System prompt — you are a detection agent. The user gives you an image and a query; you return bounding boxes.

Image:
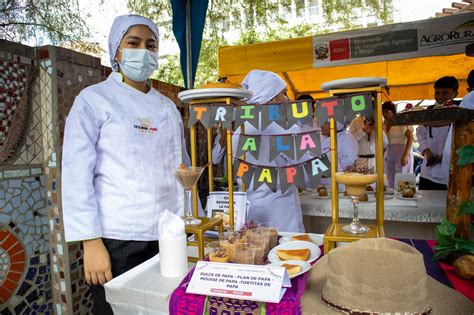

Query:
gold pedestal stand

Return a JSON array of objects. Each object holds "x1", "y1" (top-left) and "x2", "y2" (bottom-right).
[
  {"x1": 324, "y1": 86, "x2": 385, "y2": 254},
  {"x1": 186, "y1": 217, "x2": 224, "y2": 262},
  {"x1": 185, "y1": 97, "x2": 242, "y2": 261}
]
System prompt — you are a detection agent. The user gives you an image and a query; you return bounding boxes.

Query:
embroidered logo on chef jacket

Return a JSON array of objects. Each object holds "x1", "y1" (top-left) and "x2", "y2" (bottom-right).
[{"x1": 134, "y1": 117, "x2": 157, "y2": 134}]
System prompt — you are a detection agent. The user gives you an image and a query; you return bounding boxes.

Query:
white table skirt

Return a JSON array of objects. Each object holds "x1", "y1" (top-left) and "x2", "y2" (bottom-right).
[
  {"x1": 104, "y1": 250, "x2": 196, "y2": 315},
  {"x1": 300, "y1": 190, "x2": 447, "y2": 223}
]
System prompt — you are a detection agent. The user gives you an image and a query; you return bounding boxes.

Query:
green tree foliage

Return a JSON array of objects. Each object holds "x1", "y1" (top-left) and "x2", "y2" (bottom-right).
[
  {"x1": 0, "y1": 0, "x2": 92, "y2": 46},
  {"x1": 322, "y1": 0, "x2": 393, "y2": 29},
  {"x1": 128, "y1": 0, "x2": 393, "y2": 87}
]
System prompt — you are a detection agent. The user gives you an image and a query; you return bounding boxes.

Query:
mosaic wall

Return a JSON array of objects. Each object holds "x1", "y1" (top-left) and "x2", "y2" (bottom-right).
[
  {"x1": 0, "y1": 175, "x2": 51, "y2": 315},
  {"x1": 1, "y1": 39, "x2": 197, "y2": 314},
  {"x1": 0, "y1": 40, "x2": 52, "y2": 314}
]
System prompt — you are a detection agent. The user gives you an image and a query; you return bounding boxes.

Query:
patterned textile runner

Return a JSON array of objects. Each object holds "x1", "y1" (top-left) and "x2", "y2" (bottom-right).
[
  {"x1": 169, "y1": 244, "x2": 319, "y2": 315},
  {"x1": 169, "y1": 263, "x2": 310, "y2": 315},
  {"x1": 169, "y1": 239, "x2": 473, "y2": 314}
]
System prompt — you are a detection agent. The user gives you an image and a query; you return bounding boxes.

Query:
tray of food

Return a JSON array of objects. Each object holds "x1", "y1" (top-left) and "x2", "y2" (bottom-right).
[{"x1": 178, "y1": 82, "x2": 253, "y2": 102}]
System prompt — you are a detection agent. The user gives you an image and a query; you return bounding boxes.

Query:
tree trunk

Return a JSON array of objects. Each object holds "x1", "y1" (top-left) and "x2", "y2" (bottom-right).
[{"x1": 446, "y1": 121, "x2": 473, "y2": 240}]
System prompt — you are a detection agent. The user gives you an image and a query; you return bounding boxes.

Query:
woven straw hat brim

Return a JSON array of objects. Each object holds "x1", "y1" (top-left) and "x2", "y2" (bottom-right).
[{"x1": 301, "y1": 256, "x2": 474, "y2": 315}]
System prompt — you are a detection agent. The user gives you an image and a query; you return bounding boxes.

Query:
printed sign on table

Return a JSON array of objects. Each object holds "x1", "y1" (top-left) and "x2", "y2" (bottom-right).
[
  {"x1": 187, "y1": 261, "x2": 291, "y2": 303},
  {"x1": 207, "y1": 192, "x2": 248, "y2": 230}
]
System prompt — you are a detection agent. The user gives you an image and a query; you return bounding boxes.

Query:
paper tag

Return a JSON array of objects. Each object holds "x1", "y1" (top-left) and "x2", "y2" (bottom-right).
[{"x1": 186, "y1": 261, "x2": 291, "y2": 303}]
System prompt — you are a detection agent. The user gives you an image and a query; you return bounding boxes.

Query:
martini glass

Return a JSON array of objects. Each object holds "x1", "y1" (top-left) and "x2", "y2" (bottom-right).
[{"x1": 174, "y1": 165, "x2": 206, "y2": 225}]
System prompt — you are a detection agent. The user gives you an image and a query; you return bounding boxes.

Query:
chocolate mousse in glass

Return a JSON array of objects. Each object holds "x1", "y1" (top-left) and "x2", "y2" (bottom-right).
[{"x1": 174, "y1": 164, "x2": 206, "y2": 225}]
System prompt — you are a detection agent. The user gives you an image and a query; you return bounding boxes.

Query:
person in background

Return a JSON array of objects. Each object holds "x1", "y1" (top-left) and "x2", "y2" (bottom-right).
[
  {"x1": 212, "y1": 70, "x2": 306, "y2": 232},
  {"x1": 62, "y1": 15, "x2": 190, "y2": 314},
  {"x1": 349, "y1": 115, "x2": 388, "y2": 171},
  {"x1": 417, "y1": 76, "x2": 459, "y2": 190},
  {"x1": 441, "y1": 71, "x2": 473, "y2": 184},
  {"x1": 382, "y1": 101, "x2": 414, "y2": 188},
  {"x1": 319, "y1": 120, "x2": 359, "y2": 188}
]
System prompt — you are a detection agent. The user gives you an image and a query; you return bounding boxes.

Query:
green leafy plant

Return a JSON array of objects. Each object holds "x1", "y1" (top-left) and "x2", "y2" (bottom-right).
[
  {"x1": 456, "y1": 145, "x2": 474, "y2": 166},
  {"x1": 458, "y1": 201, "x2": 474, "y2": 216},
  {"x1": 434, "y1": 218, "x2": 474, "y2": 260}
]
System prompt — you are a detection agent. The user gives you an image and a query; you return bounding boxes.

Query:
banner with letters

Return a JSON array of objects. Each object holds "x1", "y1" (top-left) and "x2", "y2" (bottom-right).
[
  {"x1": 233, "y1": 155, "x2": 331, "y2": 193},
  {"x1": 187, "y1": 95, "x2": 374, "y2": 130},
  {"x1": 187, "y1": 93, "x2": 375, "y2": 193}
]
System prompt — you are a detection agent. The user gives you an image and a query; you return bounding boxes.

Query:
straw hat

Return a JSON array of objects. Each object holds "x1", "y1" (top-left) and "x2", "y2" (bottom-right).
[{"x1": 302, "y1": 238, "x2": 474, "y2": 314}]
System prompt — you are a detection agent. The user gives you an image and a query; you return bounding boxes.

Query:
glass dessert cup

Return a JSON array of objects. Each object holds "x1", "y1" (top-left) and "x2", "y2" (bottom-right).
[
  {"x1": 174, "y1": 165, "x2": 206, "y2": 225},
  {"x1": 234, "y1": 243, "x2": 256, "y2": 265},
  {"x1": 334, "y1": 172, "x2": 377, "y2": 235},
  {"x1": 258, "y1": 222, "x2": 279, "y2": 250},
  {"x1": 219, "y1": 231, "x2": 242, "y2": 263},
  {"x1": 208, "y1": 241, "x2": 230, "y2": 263}
]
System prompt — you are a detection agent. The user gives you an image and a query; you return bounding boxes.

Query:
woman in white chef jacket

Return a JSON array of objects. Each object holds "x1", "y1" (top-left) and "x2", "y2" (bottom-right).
[
  {"x1": 212, "y1": 70, "x2": 306, "y2": 232},
  {"x1": 61, "y1": 15, "x2": 190, "y2": 314},
  {"x1": 349, "y1": 116, "x2": 388, "y2": 171}
]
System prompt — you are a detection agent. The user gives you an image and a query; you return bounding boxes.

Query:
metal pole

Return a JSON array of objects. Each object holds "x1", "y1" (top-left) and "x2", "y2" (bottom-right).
[{"x1": 185, "y1": 0, "x2": 193, "y2": 89}]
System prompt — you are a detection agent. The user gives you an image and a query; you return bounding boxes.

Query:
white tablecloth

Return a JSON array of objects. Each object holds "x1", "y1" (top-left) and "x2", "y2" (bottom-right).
[
  {"x1": 104, "y1": 253, "x2": 195, "y2": 315},
  {"x1": 300, "y1": 190, "x2": 447, "y2": 223}
]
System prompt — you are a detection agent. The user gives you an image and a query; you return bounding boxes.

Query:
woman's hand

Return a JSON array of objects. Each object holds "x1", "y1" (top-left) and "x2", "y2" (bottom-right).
[
  {"x1": 400, "y1": 153, "x2": 409, "y2": 166},
  {"x1": 83, "y1": 238, "x2": 113, "y2": 285}
]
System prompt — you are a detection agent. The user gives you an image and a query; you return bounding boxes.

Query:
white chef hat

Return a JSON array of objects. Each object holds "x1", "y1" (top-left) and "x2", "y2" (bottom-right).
[
  {"x1": 108, "y1": 14, "x2": 160, "y2": 71},
  {"x1": 242, "y1": 70, "x2": 287, "y2": 104}
]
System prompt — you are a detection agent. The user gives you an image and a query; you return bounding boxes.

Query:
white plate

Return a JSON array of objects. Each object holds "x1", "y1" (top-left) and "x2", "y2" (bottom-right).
[
  {"x1": 268, "y1": 241, "x2": 321, "y2": 264},
  {"x1": 396, "y1": 193, "x2": 423, "y2": 200},
  {"x1": 311, "y1": 193, "x2": 331, "y2": 199},
  {"x1": 268, "y1": 260, "x2": 312, "y2": 279},
  {"x1": 178, "y1": 88, "x2": 253, "y2": 103},
  {"x1": 279, "y1": 233, "x2": 324, "y2": 246}
]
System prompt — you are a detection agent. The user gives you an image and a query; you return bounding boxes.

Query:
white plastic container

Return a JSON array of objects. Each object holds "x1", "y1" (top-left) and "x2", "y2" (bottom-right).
[{"x1": 159, "y1": 234, "x2": 188, "y2": 277}]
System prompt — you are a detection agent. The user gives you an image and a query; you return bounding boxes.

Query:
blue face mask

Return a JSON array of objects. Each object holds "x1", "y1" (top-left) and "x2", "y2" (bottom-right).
[{"x1": 118, "y1": 48, "x2": 159, "y2": 82}]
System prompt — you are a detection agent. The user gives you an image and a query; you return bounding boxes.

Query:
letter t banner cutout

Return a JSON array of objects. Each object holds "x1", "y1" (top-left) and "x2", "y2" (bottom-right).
[
  {"x1": 343, "y1": 93, "x2": 373, "y2": 122},
  {"x1": 233, "y1": 159, "x2": 255, "y2": 190},
  {"x1": 315, "y1": 98, "x2": 345, "y2": 125},
  {"x1": 188, "y1": 105, "x2": 211, "y2": 128},
  {"x1": 236, "y1": 135, "x2": 262, "y2": 160},
  {"x1": 253, "y1": 166, "x2": 278, "y2": 192},
  {"x1": 210, "y1": 105, "x2": 234, "y2": 130}
]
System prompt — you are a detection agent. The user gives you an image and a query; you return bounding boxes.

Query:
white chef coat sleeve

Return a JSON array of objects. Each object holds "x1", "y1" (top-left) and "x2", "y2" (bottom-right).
[
  {"x1": 382, "y1": 130, "x2": 388, "y2": 148},
  {"x1": 212, "y1": 133, "x2": 226, "y2": 164},
  {"x1": 416, "y1": 125, "x2": 429, "y2": 155},
  {"x1": 62, "y1": 93, "x2": 106, "y2": 242},
  {"x1": 351, "y1": 128, "x2": 366, "y2": 142},
  {"x1": 340, "y1": 133, "x2": 359, "y2": 170}
]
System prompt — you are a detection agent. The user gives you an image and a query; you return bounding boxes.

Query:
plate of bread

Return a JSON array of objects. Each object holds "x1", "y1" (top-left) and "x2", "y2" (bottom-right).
[
  {"x1": 395, "y1": 193, "x2": 422, "y2": 200},
  {"x1": 268, "y1": 260, "x2": 311, "y2": 279},
  {"x1": 279, "y1": 233, "x2": 323, "y2": 246},
  {"x1": 268, "y1": 240, "x2": 321, "y2": 264}
]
